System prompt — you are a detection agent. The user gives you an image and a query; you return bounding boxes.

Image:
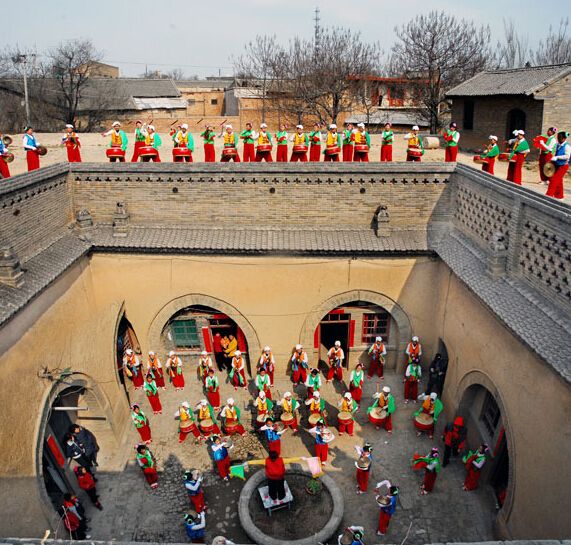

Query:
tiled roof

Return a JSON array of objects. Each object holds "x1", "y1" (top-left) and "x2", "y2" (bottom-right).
[
  {"x1": 345, "y1": 111, "x2": 430, "y2": 127},
  {"x1": 446, "y1": 63, "x2": 571, "y2": 97}
]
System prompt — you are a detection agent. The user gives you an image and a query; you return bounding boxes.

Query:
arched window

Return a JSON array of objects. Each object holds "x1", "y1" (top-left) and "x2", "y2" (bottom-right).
[{"x1": 506, "y1": 108, "x2": 526, "y2": 139}]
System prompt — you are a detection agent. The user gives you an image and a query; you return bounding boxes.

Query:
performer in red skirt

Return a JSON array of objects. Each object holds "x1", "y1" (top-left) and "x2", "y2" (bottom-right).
[
  {"x1": 211, "y1": 436, "x2": 232, "y2": 481},
  {"x1": 136, "y1": 444, "x2": 158, "y2": 489},
  {"x1": 348, "y1": 364, "x2": 365, "y2": 404},
  {"x1": 326, "y1": 341, "x2": 344, "y2": 382},
  {"x1": 355, "y1": 443, "x2": 373, "y2": 494},
  {"x1": 0, "y1": 133, "x2": 12, "y2": 179},
  {"x1": 22, "y1": 127, "x2": 41, "y2": 171},
  {"x1": 204, "y1": 368, "x2": 221, "y2": 409},
  {"x1": 480, "y1": 135, "x2": 500, "y2": 175},
  {"x1": 176, "y1": 402, "x2": 203, "y2": 442},
  {"x1": 309, "y1": 123, "x2": 322, "y2": 162},
  {"x1": 240, "y1": 122, "x2": 256, "y2": 162},
  {"x1": 201, "y1": 125, "x2": 216, "y2": 162},
  {"x1": 463, "y1": 444, "x2": 489, "y2": 491},
  {"x1": 167, "y1": 351, "x2": 185, "y2": 390},
  {"x1": 506, "y1": 130, "x2": 530, "y2": 185},
  {"x1": 275, "y1": 124, "x2": 289, "y2": 162},
  {"x1": 144, "y1": 374, "x2": 162, "y2": 414},
  {"x1": 184, "y1": 470, "x2": 205, "y2": 513},
  {"x1": 131, "y1": 120, "x2": 147, "y2": 162},
  {"x1": 310, "y1": 421, "x2": 332, "y2": 465},
  {"x1": 147, "y1": 351, "x2": 166, "y2": 389},
  {"x1": 342, "y1": 123, "x2": 355, "y2": 162},
  {"x1": 443, "y1": 122, "x2": 460, "y2": 162},
  {"x1": 404, "y1": 358, "x2": 421, "y2": 402},
  {"x1": 375, "y1": 481, "x2": 398, "y2": 537},
  {"x1": 546, "y1": 131, "x2": 570, "y2": 200},
  {"x1": 367, "y1": 337, "x2": 386, "y2": 378},
  {"x1": 412, "y1": 447, "x2": 441, "y2": 495},
  {"x1": 131, "y1": 404, "x2": 152, "y2": 443},
  {"x1": 380, "y1": 123, "x2": 393, "y2": 161},
  {"x1": 123, "y1": 348, "x2": 144, "y2": 390},
  {"x1": 62, "y1": 125, "x2": 82, "y2": 162},
  {"x1": 537, "y1": 126, "x2": 557, "y2": 184}
]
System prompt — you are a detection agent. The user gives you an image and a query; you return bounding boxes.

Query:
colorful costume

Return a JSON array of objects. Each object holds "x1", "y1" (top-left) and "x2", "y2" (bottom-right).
[
  {"x1": 258, "y1": 349, "x2": 275, "y2": 385},
  {"x1": 212, "y1": 441, "x2": 231, "y2": 480},
  {"x1": 481, "y1": 142, "x2": 499, "y2": 175},
  {"x1": 144, "y1": 378, "x2": 162, "y2": 414},
  {"x1": 323, "y1": 130, "x2": 341, "y2": 162},
  {"x1": 221, "y1": 131, "x2": 240, "y2": 162},
  {"x1": 220, "y1": 403, "x2": 246, "y2": 436},
  {"x1": 0, "y1": 138, "x2": 11, "y2": 179},
  {"x1": 136, "y1": 448, "x2": 158, "y2": 488},
  {"x1": 291, "y1": 348, "x2": 309, "y2": 384},
  {"x1": 174, "y1": 129, "x2": 194, "y2": 162},
  {"x1": 131, "y1": 408, "x2": 152, "y2": 443},
  {"x1": 184, "y1": 473, "x2": 205, "y2": 513},
  {"x1": 240, "y1": 127, "x2": 256, "y2": 162},
  {"x1": 255, "y1": 372, "x2": 272, "y2": 399},
  {"x1": 349, "y1": 367, "x2": 365, "y2": 403},
  {"x1": 546, "y1": 139, "x2": 570, "y2": 200},
  {"x1": 309, "y1": 129, "x2": 322, "y2": 162},
  {"x1": 353, "y1": 129, "x2": 370, "y2": 162},
  {"x1": 413, "y1": 395, "x2": 443, "y2": 438},
  {"x1": 147, "y1": 354, "x2": 165, "y2": 388},
  {"x1": 444, "y1": 128, "x2": 460, "y2": 162},
  {"x1": 368, "y1": 340, "x2": 386, "y2": 378},
  {"x1": 177, "y1": 404, "x2": 202, "y2": 442},
  {"x1": 276, "y1": 130, "x2": 288, "y2": 162},
  {"x1": 107, "y1": 129, "x2": 128, "y2": 161},
  {"x1": 204, "y1": 373, "x2": 221, "y2": 409},
  {"x1": 290, "y1": 131, "x2": 309, "y2": 162},
  {"x1": 539, "y1": 133, "x2": 556, "y2": 182},
  {"x1": 342, "y1": 127, "x2": 355, "y2": 162},
  {"x1": 355, "y1": 446, "x2": 372, "y2": 492},
  {"x1": 463, "y1": 449, "x2": 487, "y2": 490},
  {"x1": 367, "y1": 390, "x2": 395, "y2": 432},
  {"x1": 229, "y1": 354, "x2": 247, "y2": 388},
  {"x1": 167, "y1": 354, "x2": 185, "y2": 390},
  {"x1": 405, "y1": 132, "x2": 424, "y2": 162},
  {"x1": 507, "y1": 137, "x2": 530, "y2": 185},
  {"x1": 305, "y1": 372, "x2": 322, "y2": 398},
  {"x1": 124, "y1": 351, "x2": 144, "y2": 389},
  {"x1": 337, "y1": 396, "x2": 358, "y2": 436},
  {"x1": 63, "y1": 130, "x2": 82, "y2": 162},
  {"x1": 131, "y1": 126, "x2": 146, "y2": 162},
  {"x1": 380, "y1": 129, "x2": 393, "y2": 162},
  {"x1": 404, "y1": 361, "x2": 421, "y2": 401},
  {"x1": 278, "y1": 396, "x2": 299, "y2": 431},
  {"x1": 442, "y1": 416, "x2": 467, "y2": 466},
  {"x1": 23, "y1": 133, "x2": 40, "y2": 171},
  {"x1": 412, "y1": 450, "x2": 441, "y2": 493},
  {"x1": 196, "y1": 402, "x2": 221, "y2": 436},
  {"x1": 255, "y1": 129, "x2": 273, "y2": 162},
  {"x1": 201, "y1": 128, "x2": 216, "y2": 162}
]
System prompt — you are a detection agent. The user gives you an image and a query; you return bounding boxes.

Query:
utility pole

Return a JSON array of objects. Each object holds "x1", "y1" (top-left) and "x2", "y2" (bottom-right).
[
  {"x1": 13, "y1": 54, "x2": 31, "y2": 126},
  {"x1": 313, "y1": 6, "x2": 321, "y2": 60}
]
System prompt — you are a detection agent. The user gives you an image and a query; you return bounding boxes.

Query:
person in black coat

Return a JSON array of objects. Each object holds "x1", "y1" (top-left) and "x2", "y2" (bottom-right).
[
  {"x1": 65, "y1": 433, "x2": 94, "y2": 474},
  {"x1": 425, "y1": 354, "x2": 447, "y2": 396},
  {"x1": 70, "y1": 424, "x2": 99, "y2": 466}
]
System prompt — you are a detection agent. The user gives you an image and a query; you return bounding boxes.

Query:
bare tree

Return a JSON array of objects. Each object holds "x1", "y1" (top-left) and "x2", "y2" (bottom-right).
[
  {"x1": 47, "y1": 39, "x2": 102, "y2": 124},
  {"x1": 532, "y1": 18, "x2": 571, "y2": 65},
  {"x1": 390, "y1": 11, "x2": 491, "y2": 132},
  {"x1": 495, "y1": 19, "x2": 530, "y2": 68},
  {"x1": 166, "y1": 68, "x2": 186, "y2": 80}
]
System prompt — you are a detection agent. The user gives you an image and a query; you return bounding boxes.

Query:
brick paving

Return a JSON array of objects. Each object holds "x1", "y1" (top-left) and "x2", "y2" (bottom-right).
[{"x1": 82, "y1": 369, "x2": 496, "y2": 544}]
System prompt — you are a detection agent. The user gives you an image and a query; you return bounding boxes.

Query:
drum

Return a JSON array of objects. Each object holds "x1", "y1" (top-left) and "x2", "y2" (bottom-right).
[
  {"x1": 139, "y1": 146, "x2": 158, "y2": 159},
  {"x1": 354, "y1": 144, "x2": 369, "y2": 153},
  {"x1": 2, "y1": 135, "x2": 13, "y2": 146},
  {"x1": 321, "y1": 428, "x2": 335, "y2": 443},
  {"x1": 422, "y1": 136, "x2": 440, "y2": 149},
  {"x1": 356, "y1": 456, "x2": 371, "y2": 470},
  {"x1": 257, "y1": 144, "x2": 272, "y2": 153},
  {"x1": 543, "y1": 162, "x2": 556, "y2": 178},
  {"x1": 407, "y1": 147, "x2": 423, "y2": 158},
  {"x1": 473, "y1": 155, "x2": 487, "y2": 164},
  {"x1": 106, "y1": 148, "x2": 125, "y2": 159},
  {"x1": 280, "y1": 412, "x2": 295, "y2": 425},
  {"x1": 256, "y1": 413, "x2": 269, "y2": 428},
  {"x1": 533, "y1": 135, "x2": 547, "y2": 149},
  {"x1": 293, "y1": 145, "x2": 308, "y2": 153},
  {"x1": 368, "y1": 407, "x2": 387, "y2": 426},
  {"x1": 199, "y1": 418, "x2": 214, "y2": 435},
  {"x1": 224, "y1": 418, "x2": 240, "y2": 435},
  {"x1": 375, "y1": 495, "x2": 390, "y2": 507},
  {"x1": 172, "y1": 147, "x2": 191, "y2": 158},
  {"x1": 325, "y1": 145, "x2": 341, "y2": 156},
  {"x1": 222, "y1": 147, "x2": 237, "y2": 157},
  {"x1": 414, "y1": 412, "x2": 434, "y2": 432},
  {"x1": 337, "y1": 411, "x2": 353, "y2": 426},
  {"x1": 180, "y1": 419, "x2": 194, "y2": 431},
  {"x1": 36, "y1": 145, "x2": 48, "y2": 156},
  {"x1": 498, "y1": 152, "x2": 510, "y2": 162},
  {"x1": 2, "y1": 153, "x2": 14, "y2": 164},
  {"x1": 308, "y1": 413, "x2": 322, "y2": 426}
]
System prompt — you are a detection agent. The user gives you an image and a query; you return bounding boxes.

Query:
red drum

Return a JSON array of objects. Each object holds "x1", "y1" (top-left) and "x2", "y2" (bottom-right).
[
  {"x1": 106, "y1": 148, "x2": 125, "y2": 159},
  {"x1": 139, "y1": 146, "x2": 158, "y2": 158},
  {"x1": 407, "y1": 147, "x2": 423, "y2": 158},
  {"x1": 325, "y1": 146, "x2": 341, "y2": 156},
  {"x1": 257, "y1": 144, "x2": 272, "y2": 153},
  {"x1": 414, "y1": 413, "x2": 434, "y2": 432},
  {"x1": 256, "y1": 413, "x2": 269, "y2": 429},
  {"x1": 199, "y1": 418, "x2": 215, "y2": 435},
  {"x1": 367, "y1": 407, "x2": 387, "y2": 427},
  {"x1": 337, "y1": 411, "x2": 353, "y2": 426},
  {"x1": 533, "y1": 135, "x2": 547, "y2": 149},
  {"x1": 222, "y1": 147, "x2": 238, "y2": 157},
  {"x1": 173, "y1": 147, "x2": 191, "y2": 158},
  {"x1": 498, "y1": 152, "x2": 510, "y2": 162},
  {"x1": 355, "y1": 144, "x2": 369, "y2": 153},
  {"x1": 179, "y1": 419, "x2": 194, "y2": 431},
  {"x1": 224, "y1": 419, "x2": 240, "y2": 435},
  {"x1": 280, "y1": 412, "x2": 295, "y2": 425},
  {"x1": 293, "y1": 145, "x2": 308, "y2": 153},
  {"x1": 473, "y1": 155, "x2": 487, "y2": 164}
]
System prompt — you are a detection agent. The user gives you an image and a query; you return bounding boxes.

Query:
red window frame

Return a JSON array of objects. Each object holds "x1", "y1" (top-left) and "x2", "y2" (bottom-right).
[{"x1": 361, "y1": 312, "x2": 390, "y2": 344}]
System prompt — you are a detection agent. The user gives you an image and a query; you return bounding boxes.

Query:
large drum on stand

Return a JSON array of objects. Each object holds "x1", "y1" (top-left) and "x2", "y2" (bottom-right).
[
  {"x1": 407, "y1": 147, "x2": 423, "y2": 158},
  {"x1": 179, "y1": 419, "x2": 194, "y2": 432},
  {"x1": 256, "y1": 144, "x2": 272, "y2": 153},
  {"x1": 292, "y1": 145, "x2": 308, "y2": 153},
  {"x1": 414, "y1": 412, "x2": 434, "y2": 432},
  {"x1": 337, "y1": 411, "x2": 353, "y2": 427},
  {"x1": 173, "y1": 147, "x2": 192, "y2": 161},
  {"x1": 354, "y1": 144, "x2": 369, "y2": 153},
  {"x1": 224, "y1": 418, "x2": 240, "y2": 435},
  {"x1": 256, "y1": 413, "x2": 269, "y2": 429},
  {"x1": 222, "y1": 147, "x2": 238, "y2": 158},
  {"x1": 325, "y1": 145, "x2": 341, "y2": 156},
  {"x1": 139, "y1": 146, "x2": 158, "y2": 162},
  {"x1": 308, "y1": 413, "x2": 322, "y2": 427},
  {"x1": 280, "y1": 412, "x2": 295, "y2": 426},
  {"x1": 368, "y1": 407, "x2": 387, "y2": 427},
  {"x1": 106, "y1": 147, "x2": 125, "y2": 161},
  {"x1": 199, "y1": 418, "x2": 215, "y2": 436}
]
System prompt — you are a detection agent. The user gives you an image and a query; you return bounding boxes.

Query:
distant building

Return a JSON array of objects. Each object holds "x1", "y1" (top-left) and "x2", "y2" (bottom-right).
[
  {"x1": 76, "y1": 61, "x2": 120, "y2": 79},
  {"x1": 446, "y1": 63, "x2": 571, "y2": 152}
]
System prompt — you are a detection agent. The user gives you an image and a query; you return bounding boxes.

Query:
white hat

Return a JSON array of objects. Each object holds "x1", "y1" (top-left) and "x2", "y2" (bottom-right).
[
  {"x1": 126, "y1": 348, "x2": 133, "y2": 355},
  {"x1": 344, "y1": 392, "x2": 352, "y2": 399},
  {"x1": 412, "y1": 125, "x2": 419, "y2": 131},
  {"x1": 227, "y1": 397, "x2": 234, "y2": 404},
  {"x1": 313, "y1": 391, "x2": 320, "y2": 398},
  {"x1": 375, "y1": 336, "x2": 382, "y2": 342},
  {"x1": 201, "y1": 350, "x2": 208, "y2": 356},
  {"x1": 512, "y1": 129, "x2": 519, "y2": 136},
  {"x1": 235, "y1": 350, "x2": 241, "y2": 356},
  {"x1": 148, "y1": 351, "x2": 155, "y2": 355},
  {"x1": 181, "y1": 123, "x2": 189, "y2": 130},
  {"x1": 112, "y1": 121, "x2": 121, "y2": 127},
  {"x1": 147, "y1": 125, "x2": 155, "y2": 132},
  {"x1": 284, "y1": 391, "x2": 292, "y2": 397},
  {"x1": 225, "y1": 124, "x2": 233, "y2": 129},
  {"x1": 296, "y1": 124, "x2": 303, "y2": 129},
  {"x1": 357, "y1": 122, "x2": 365, "y2": 128},
  {"x1": 264, "y1": 346, "x2": 271, "y2": 352},
  {"x1": 382, "y1": 386, "x2": 391, "y2": 393},
  {"x1": 489, "y1": 135, "x2": 498, "y2": 141},
  {"x1": 517, "y1": 130, "x2": 525, "y2": 135},
  {"x1": 334, "y1": 340, "x2": 341, "y2": 347},
  {"x1": 65, "y1": 124, "x2": 74, "y2": 129},
  {"x1": 200, "y1": 399, "x2": 208, "y2": 405},
  {"x1": 259, "y1": 390, "x2": 266, "y2": 398},
  {"x1": 169, "y1": 350, "x2": 175, "y2": 356},
  {"x1": 295, "y1": 344, "x2": 303, "y2": 350},
  {"x1": 430, "y1": 392, "x2": 438, "y2": 400},
  {"x1": 260, "y1": 123, "x2": 268, "y2": 128},
  {"x1": 412, "y1": 336, "x2": 419, "y2": 342},
  {"x1": 181, "y1": 401, "x2": 190, "y2": 408},
  {"x1": 329, "y1": 124, "x2": 337, "y2": 129}
]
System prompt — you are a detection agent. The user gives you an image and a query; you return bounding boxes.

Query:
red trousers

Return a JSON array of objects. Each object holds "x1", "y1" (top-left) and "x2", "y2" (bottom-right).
[
  {"x1": 292, "y1": 368, "x2": 307, "y2": 385},
  {"x1": 507, "y1": 154, "x2": 525, "y2": 184},
  {"x1": 382, "y1": 414, "x2": 393, "y2": 432},
  {"x1": 142, "y1": 153, "x2": 161, "y2": 162},
  {"x1": 356, "y1": 468, "x2": 369, "y2": 492},
  {"x1": 368, "y1": 359, "x2": 383, "y2": 378},
  {"x1": 406, "y1": 152, "x2": 421, "y2": 162},
  {"x1": 342, "y1": 144, "x2": 353, "y2": 162},
  {"x1": 216, "y1": 457, "x2": 231, "y2": 479},
  {"x1": 255, "y1": 151, "x2": 273, "y2": 162},
  {"x1": 66, "y1": 146, "x2": 82, "y2": 162},
  {"x1": 153, "y1": 371, "x2": 165, "y2": 388},
  {"x1": 282, "y1": 416, "x2": 298, "y2": 431},
  {"x1": 315, "y1": 443, "x2": 328, "y2": 462},
  {"x1": 380, "y1": 145, "x2": 392, "y2": 162},
  {"x1": 349, "y1": 384, "x2": 362, "y2": 403},
  {"x1": 26, "y1": 150, "x2": 40, "y2": 171},
  {"x1": 482, "y1": 158, "x2": 495, "y2": 175},
  {"x1": 546, "y1": 164, "x2": 567, "y2": 200},
  {"x1": 539, "y1": 153, "x2": 552, "y2": 182},
  {"x1": 324, "y1": 153, "x2": 340, "y2": 162},
  {"x1": 172, "y1": 373, "x2": 185, "y2": 389},
  {"x1": 232, "y1": 370, "x2": 246, "y2": 387},
  {"x1": 207, "y1": 389, "x2": 221, "y2": 408},
  {"x1": 290, "y1": 151, "x2": 308, "y2": 162},
  {"x1": 353, "y1": 151, "x2": 369, "y2": 162},
  {"x1": 327, "y1": 366, "x2": 343, "y2": 381},
  {"x1": 174, "y1": 153, "x2": 193, "y2": 163},
  {"x1": 189, "y1": 491, "x2": 205, "y2": 513},
  {"x1": 136, "y1": 423, "x2": 152, "y2": 443},
  {"x1": 276, "y1": 146, "x2": 288, "y2": 162},
  {"x1": 0, "y1": 158, "x2": 10, "y2": 178},
  {"x1": 131, "y1": 141, "x2": 145, "y2": 162},
  {"x1": 179, "y1": 424, "x2": 201, "y2": 442},
  {"x1": 404, "y1": 379, "x2": 418, "y2": 400},
  {"x1": 309, "y1": 145, "x2": 321, "y2": 162},
  {"x1": 445, "y1": 146, "x2": 458, "y2": 162},
  {"x1": 268, "y1": 439, "x2": 281, "y2": 456},
  {"x1": 143, "y1": 467, "x2": 158, "y2": 487},
  {"x1": 147, "y1": 394, "x2": 162, "y2": 413},
  {"x1": 423, "y1": 470, "x2": 437, "y2": 492},
  {"x1": 224, "y1": 423, "x2": 245, "y2": 436},
  {"x1": 464, "y1": 466, "x2": 481, "y2": 490},
  {"x1": 204, "y1": 143, "x2": 216, "y2": 162},
  {"x1": 132, "y1": 370, "x2": 144, "y2": 389},
  {"x1": 378, "y1": 510, "x2": 392, "y2": 534},
  {"x1": 221, "y1": 152, "x2": 241, "y2": 162},
  {"x1": 338, "y1": 419, "x2": 354, "y2": 435},
  {"x1": 242, "y1": 143, "x2": 255, "y2": 162},
  {"x1": 269, "y1": 369, "x2": 274, "y2": 386}
]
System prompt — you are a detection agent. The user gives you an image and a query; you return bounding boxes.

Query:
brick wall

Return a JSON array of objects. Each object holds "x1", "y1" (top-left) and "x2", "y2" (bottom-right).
[{"x1": 536, "y1": 74, "x2": 571, "y2": 135}]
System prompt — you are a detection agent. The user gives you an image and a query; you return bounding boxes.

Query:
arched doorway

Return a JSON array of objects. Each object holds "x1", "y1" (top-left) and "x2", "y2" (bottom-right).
[
  {"x1": 506, "y1": 108, "x2": 526, "y2": 139},
  {"x1": 116, "y1": 313, "x2": 142, "y2": 403}
]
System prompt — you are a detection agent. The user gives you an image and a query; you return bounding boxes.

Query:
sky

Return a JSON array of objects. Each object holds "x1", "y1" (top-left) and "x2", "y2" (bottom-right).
[{"x1": 3, "y1": 0, "x2": 564, "y2": 78}]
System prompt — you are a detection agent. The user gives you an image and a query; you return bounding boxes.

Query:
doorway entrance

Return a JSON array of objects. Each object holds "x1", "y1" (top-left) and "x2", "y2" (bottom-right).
[
  {"x1": 317, "y1": 312, "x2": 351, "y2": 369},
  {"x1": 116, "y1": 314, "x2": 141, "y2": 402}
]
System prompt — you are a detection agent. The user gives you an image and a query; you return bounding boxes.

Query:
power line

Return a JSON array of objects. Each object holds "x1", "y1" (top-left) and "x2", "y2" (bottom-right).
[{"x1": 103, "y1": 59, "x2": 233, "y2": 70}]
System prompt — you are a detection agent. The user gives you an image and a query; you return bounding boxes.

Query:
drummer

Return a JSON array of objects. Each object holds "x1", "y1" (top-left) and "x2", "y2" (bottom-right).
[
  {"x1": 22, "y1": 126, "x2": 42, "y2": 171},
  {"x1": 546, "y1": 130, "x2": 570, "y2": 200},
  {"x1": 103, "y1": 122, "x2": 128, "y2": 162},
  {"x1": 368, "y1": 336, "x2": 387, "y2": 379},
  {"x1": 254, "y1": 123, "x2": 273, "y2": 162},
  {"x1": 353, "y1": 123, "x2": 370, "y2": 162},
  {"x1": 174, "y1": 124, "x2": 194, "y2": 162},
  {"x1": 260, "y1": 417, "x2": 286, "y2": 456},
  {"x1": 291, "y1": 344, "x2": 309, "y2": 385},
  {"x1": 309, "y1": 122, "x2": 322, "y2": 162},
  {"x1": 305, "y1": 368, "x2": 322, "y2": 398},
  {"x1": 380, "y1": 122, "x2": 393, "y2": 162},
  {"x1": 147, "y1": 351, "x2": 166, "y2": 389},
  {"x1": 480, "y1": 135, "x2": 500, "y2": 174},
  {"x1": 229, "y1": 350, "x2": 247, "y2": 390},
  {"x1": 204, "y1": 368, "x2": 221, "y2": 410},
  {"x1": 405, "y1": 336, "x2": 422, "y2": 364},
  {"x1": 290, "y1": 125, "x2": 309, "y2": 162},
  {"x1": 0, "y1": 132, "x2": 12, "y2": 178},
  {"x1": 221, "y1": 124, "x2": 240, "y2": 162},
  {"x1": 506, "y1": 129, "x2": 530, "y2": 185},
  {"x1": 62, "y1": 124, "x2": 82, "y2": 162},
  {"x1": 277, "y1": 392, "x2": 300, "y2": 432},
  {"x1": 166, "y1": 350, "x2": 185, "y2": 390},
  {"x1": 200, "y1": 125, "x2": 216, "y2": 162},
  {"x1": 255, "y1": 390, "x2": 274, "y2": 421},
  {"x1": 443, "y1": 122, "x2": 460, "y2": 162},
  {"x1": 326, "y1": 341, "x2": 344, "y2": 382},
  {"x1": 308, "y1": 420, "x2": 332, "y2": 465},
  {"x1": 324, "y1": 124, "x2": 342, "y2": 162},
  {"x1": 219, "y1": 398, "x2": 246, "y2": 436},
  {"x1": 211, "y1": 435, "x2": 232, "y2": 481},
  {"x1": 275, "y1": 123, "x2": 289, "y2": 162},
  {"x1": 412, "y1": 447, "x2": 441, "y2": 495},
  {"x1": 258, "y1": 346, "x2": 275, "y2": 387},
  {"x1": 342, "y1": 122, "x2": 355, "y2": 162},
  {"x1": 305, "y1": 391, "x2": 326, "y2": 423},
  {"x1": 143, "y1": 125, "x2": 162, "y2": 162},
  {"x1": 196, "y1": 399, "x2": 221, "y2": 436},
  {"x1": 404, "y1": 357, "x2": 422, "y2": 404},
  {"x1": 131, "y1": 120, "x2": 147, "y2": 162},
  {"x1": 255, "y1": 368, "x2": 272, "y2": 400},
  {"x1": 537, "y1": 126, "x2": 557, "y2": 184},
  {"x1": 176, "y1": 402, "x2": 203, "y2": 443},
  {"x1": 239, "y1": 122, "x2": 255, "y2": 162},
  {"x1": 337, "y1": 392, "x2": 358, "y2": 436},
  {"x1": 414, "y1": 392, "x2": 443, "y2": 439},
  {"x1": 198, "y1": 350, "x2": 214, "y2": 383},
  {"x1": 348, "y1": 363, "x2": 365, "y2": 405},
  {"x1": 354, "y1": 443, "x2": 373, "y2": 494},
  {"x1": 368, "y1": 386, "x2": 396, "y2": 433},
  {"x1": 404, "y1": 125, "x2": 424, "y2": 162}
]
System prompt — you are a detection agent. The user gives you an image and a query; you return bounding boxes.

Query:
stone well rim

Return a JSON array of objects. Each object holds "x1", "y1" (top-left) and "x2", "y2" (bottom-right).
[{"x1": 238, "y1": 466, "x2": 345, "y2": 545}]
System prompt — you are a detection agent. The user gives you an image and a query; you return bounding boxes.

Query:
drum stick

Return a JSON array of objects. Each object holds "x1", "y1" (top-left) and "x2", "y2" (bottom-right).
[{"x1": 170, "y1": 119, "x2": 179, "y2": 127}]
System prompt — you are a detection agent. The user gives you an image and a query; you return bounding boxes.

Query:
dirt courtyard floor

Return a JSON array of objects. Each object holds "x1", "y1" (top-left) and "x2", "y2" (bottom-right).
[
  {"x1": 70, "y1": 369, "x2": 498, "y2": 545},
  {"x1": 4, "y1": 132, "x2": 570, "y2": 205}
]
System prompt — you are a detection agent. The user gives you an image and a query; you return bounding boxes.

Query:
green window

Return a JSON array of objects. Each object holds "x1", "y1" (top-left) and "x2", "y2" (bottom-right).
[{"x1": 171, "y1": 319, "x2": 200, "y2": 349}]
